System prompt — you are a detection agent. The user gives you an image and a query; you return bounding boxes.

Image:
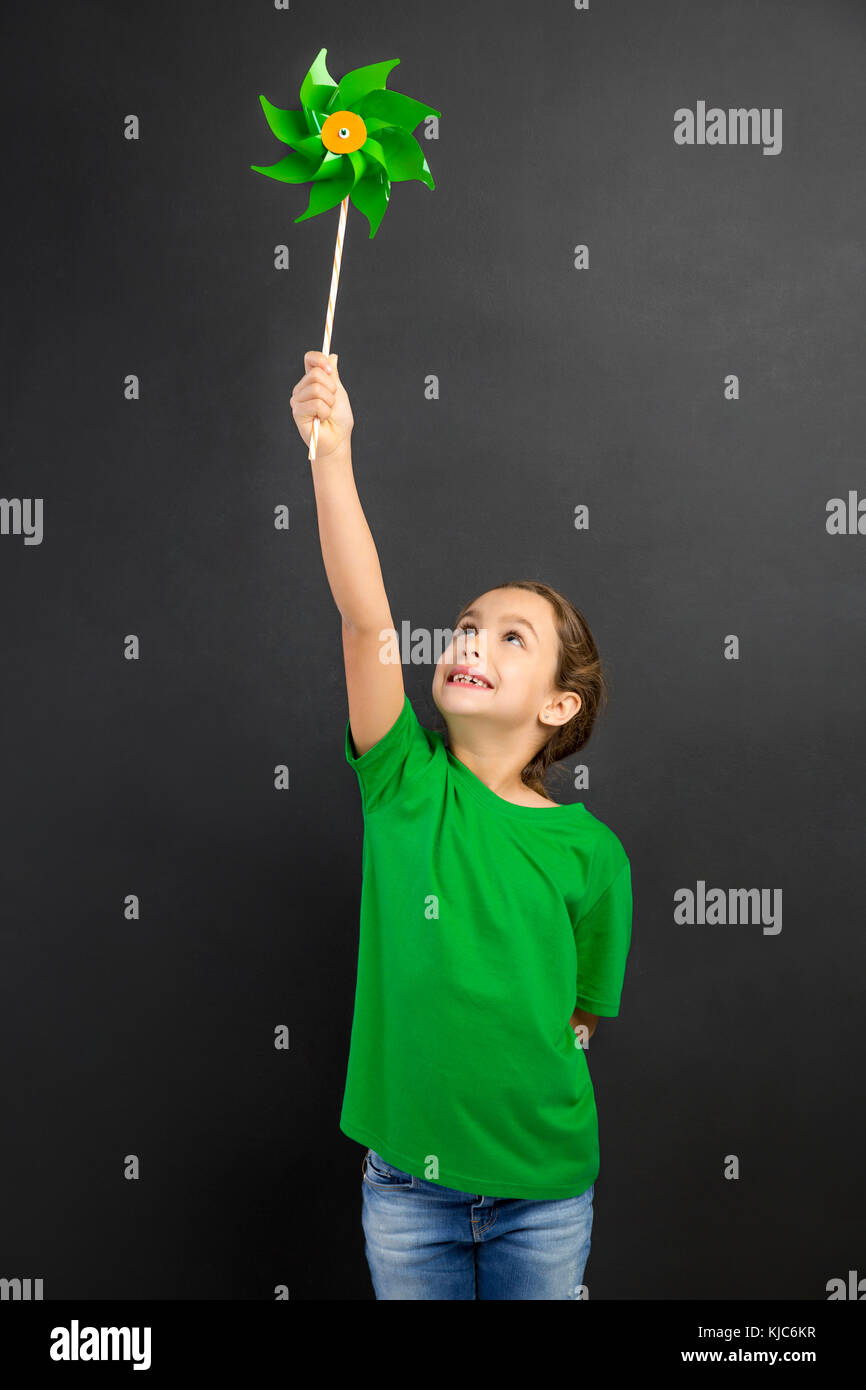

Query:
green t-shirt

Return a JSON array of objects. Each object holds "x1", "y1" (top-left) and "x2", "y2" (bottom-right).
[{"x1": 340, "y1": 692, "x2": 632, "y2": 1200}]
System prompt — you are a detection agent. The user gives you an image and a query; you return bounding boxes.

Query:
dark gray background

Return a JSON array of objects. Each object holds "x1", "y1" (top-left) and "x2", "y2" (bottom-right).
[{"x1": 1, "y1": 0, "x2": 864, "y2": 1299}]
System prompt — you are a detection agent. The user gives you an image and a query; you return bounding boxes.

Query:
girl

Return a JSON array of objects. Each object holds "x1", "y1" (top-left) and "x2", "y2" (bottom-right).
[{"x1": 290, "y1": 349, "x2": 633, "y2": 1300}]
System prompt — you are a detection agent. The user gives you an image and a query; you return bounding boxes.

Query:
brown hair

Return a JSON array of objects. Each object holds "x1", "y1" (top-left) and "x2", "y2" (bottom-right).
[{"x1": 452, "y1": 579, "x2": 609, "y2": 800}]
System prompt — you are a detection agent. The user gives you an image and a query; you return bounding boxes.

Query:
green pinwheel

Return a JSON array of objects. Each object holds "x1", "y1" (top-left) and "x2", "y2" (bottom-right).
[{"x1": 250, "y1": 47, "x2": 440, "y2": 238}]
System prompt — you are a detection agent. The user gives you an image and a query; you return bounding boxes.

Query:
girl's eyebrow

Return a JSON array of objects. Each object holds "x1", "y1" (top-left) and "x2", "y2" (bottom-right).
[{"x1": 457, "y1": 609, "x2": 538, "y2": 641}]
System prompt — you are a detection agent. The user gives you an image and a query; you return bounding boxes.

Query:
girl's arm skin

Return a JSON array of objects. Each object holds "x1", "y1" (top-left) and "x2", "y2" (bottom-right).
[
  {"x1": 571, "y1": 1007, "x2": 599, "y2": 1039},
  {"x1": 290, "y1": 350, "x2": 405, "y2": 758}
]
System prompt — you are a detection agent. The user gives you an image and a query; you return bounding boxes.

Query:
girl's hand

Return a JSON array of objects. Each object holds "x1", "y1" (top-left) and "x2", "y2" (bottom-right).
[{"x1": 290, "y1": 350, "x2": 354, "y2": 458}]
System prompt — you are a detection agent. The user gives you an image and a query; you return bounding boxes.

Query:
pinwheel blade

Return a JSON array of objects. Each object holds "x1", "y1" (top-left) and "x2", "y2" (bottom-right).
[
  {"x1": 350, "y1": 168, "x2": 390, "y2": 239},
  {"x1": 355, "y1": 88, "x2": 440, "y2": 133},
  {"x1": 300, "y1": 48, "x2": 338, "y2": 109},
  {"x1": 311, "y1": 152, "x2": 351, "y2": 183},
  {"x1": 358, "y1": 136, "x2": 388, "y2": 176},
  {"x1": 293, "y1": 133, "x2": 330, "y2": 162},
  {"x1": 258, "y1": 97, "x2": 308, "y2": 148},
  {"x1": 250, "y1": 151, "x2": 320, "y2": 184},
  {"x1": 294, "y1": 162, "x2": 356, "y2": 223},
  {"x1": 374, "y1": 128, "x2": 435, "y2": 188},
  {"x1": 328, "y1": 58, "x2": 401, "y2": 112}
]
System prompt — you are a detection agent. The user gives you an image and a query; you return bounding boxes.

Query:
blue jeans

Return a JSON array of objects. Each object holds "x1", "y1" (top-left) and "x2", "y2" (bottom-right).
[{"x1": 361, "y1": 1148, "x2": 594, "y2": 1300}]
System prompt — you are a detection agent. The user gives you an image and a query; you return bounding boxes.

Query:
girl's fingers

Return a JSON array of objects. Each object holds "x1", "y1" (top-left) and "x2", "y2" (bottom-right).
[
  {"x1": 298, "y1": 366, "x2": 335, "y2": 392},
  {"x1": 292, "y1": 391, "x2": 334, "y2": 419},
  {"x1": 293, "y1": 378, "x2": 336, "y2": 404},
  {"x1": 304, "y1": 349, "x2": 332, "y2": 375},
  {"x1": 292, "y1": 394, "x2": 330, "y2": 420},
  {"x1": 291, "y1": 357, "x2": 339, "y2": 429},
  {"x1": 292, "y1": 385, "x2": 336, "y2": 412}
]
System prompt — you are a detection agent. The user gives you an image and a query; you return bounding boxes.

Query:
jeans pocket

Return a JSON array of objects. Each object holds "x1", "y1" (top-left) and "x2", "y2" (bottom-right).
[{"x1": 363, "y1": 1148, "x2": 414, "y2": 1189}]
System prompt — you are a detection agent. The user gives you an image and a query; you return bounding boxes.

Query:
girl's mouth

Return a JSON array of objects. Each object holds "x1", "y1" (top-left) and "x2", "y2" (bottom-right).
[{"x1": 447, "y1": 669, "x2": 493, "y2": 690}]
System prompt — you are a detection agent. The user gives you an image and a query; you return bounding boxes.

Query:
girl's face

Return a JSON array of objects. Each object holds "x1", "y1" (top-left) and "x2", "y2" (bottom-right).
[{"x1": 432, "y1": 587, "x2": 563, "y2": 731}]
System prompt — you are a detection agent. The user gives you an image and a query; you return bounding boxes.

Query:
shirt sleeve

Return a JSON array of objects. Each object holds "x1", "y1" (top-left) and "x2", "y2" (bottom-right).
[
  {"x1": 344, "y1": 693, "x2": 437, "y2": 815},
  {"x1": 572, "y1": 860, "x2": 633, "y2": 1017}
]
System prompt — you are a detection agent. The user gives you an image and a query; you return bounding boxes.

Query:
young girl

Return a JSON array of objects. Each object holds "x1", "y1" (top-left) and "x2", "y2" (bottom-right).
[{"x1": 290, "y1": 349, "x2": 633, "y2": 1300}]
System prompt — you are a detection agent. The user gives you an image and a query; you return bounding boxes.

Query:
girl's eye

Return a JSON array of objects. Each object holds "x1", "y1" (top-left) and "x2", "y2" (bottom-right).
[{"x1": 455, "y1": 622, "x2": 523, "y2": 647}]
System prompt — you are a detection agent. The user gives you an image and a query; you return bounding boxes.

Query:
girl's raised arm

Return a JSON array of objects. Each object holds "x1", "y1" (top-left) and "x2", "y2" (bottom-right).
[{"x1": 290, "y1": 350, "x2": 405, "y2": 757}]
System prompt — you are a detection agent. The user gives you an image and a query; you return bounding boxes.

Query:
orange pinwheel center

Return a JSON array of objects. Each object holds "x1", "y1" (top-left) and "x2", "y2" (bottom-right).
[{"x1": 321, "y1": 109, "x2": 367, "y2": 154}]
